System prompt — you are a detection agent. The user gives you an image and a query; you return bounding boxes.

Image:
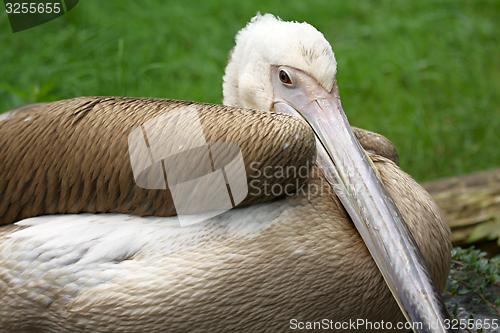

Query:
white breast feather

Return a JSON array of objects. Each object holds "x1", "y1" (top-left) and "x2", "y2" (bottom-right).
[{"x1": 0, "y1": 200, "x2": 292, "y2": 301}]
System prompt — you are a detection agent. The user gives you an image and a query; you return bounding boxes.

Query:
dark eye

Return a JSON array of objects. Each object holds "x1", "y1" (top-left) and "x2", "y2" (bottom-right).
[{"x1": 279, "y1": 69, "x2": 293, "y2": 85}]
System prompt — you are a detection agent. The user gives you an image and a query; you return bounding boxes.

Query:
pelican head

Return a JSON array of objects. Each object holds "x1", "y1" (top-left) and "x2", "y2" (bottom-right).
[
  {"x1": 225, "y1": 14, "x2": 449, "y2": 332},
  {"x1": 223, "y1": 13, "x2": 336, "y2": 112}
]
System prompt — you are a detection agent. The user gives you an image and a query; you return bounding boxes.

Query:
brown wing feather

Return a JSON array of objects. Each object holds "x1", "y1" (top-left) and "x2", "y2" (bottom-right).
[
  {"x1": 0, "y1": 96, "x2": 316, "y2": 225},
  {"x1": 352, "y1": 127, "x2": 399, "y2": 165}
]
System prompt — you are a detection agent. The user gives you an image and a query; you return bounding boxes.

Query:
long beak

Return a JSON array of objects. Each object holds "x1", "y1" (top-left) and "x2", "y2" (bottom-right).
[{"x1": 275, "y1": 84, "x2": 449, "y2": 333}]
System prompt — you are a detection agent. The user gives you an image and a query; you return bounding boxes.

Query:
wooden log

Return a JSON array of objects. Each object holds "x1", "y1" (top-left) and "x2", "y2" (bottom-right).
[{"x1": 422, "y1": 169, "x2": 500, "y2": 247}]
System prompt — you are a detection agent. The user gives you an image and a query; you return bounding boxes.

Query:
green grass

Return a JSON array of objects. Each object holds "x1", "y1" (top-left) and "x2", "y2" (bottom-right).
[
  {"x1": 0, "y1": 0, "x2": 498, "y2": 181},
  {"x1": 445, "y1": 247, "x2": 499, "y2": 319}
]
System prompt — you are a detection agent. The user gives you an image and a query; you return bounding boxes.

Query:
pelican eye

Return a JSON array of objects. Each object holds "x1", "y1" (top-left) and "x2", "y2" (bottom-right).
[{"x1": 279, "y1": 69, "x2": 293, "y2": 86}]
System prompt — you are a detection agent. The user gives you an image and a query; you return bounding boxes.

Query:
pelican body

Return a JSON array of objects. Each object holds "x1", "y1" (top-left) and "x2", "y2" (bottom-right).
[{"x1": 0, "y1": 14, "x2": 451, "y2": 333}]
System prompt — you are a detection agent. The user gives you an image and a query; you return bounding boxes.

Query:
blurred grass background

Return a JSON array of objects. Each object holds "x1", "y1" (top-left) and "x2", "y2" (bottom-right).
[{"x1": 0, "y1": 0, "x2": 498, "y2": 182}]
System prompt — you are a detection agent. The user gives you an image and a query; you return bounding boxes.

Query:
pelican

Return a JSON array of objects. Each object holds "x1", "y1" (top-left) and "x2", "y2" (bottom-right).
[{"x1": 0, "y1": 14, "x2": 451, "y2": 332}]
